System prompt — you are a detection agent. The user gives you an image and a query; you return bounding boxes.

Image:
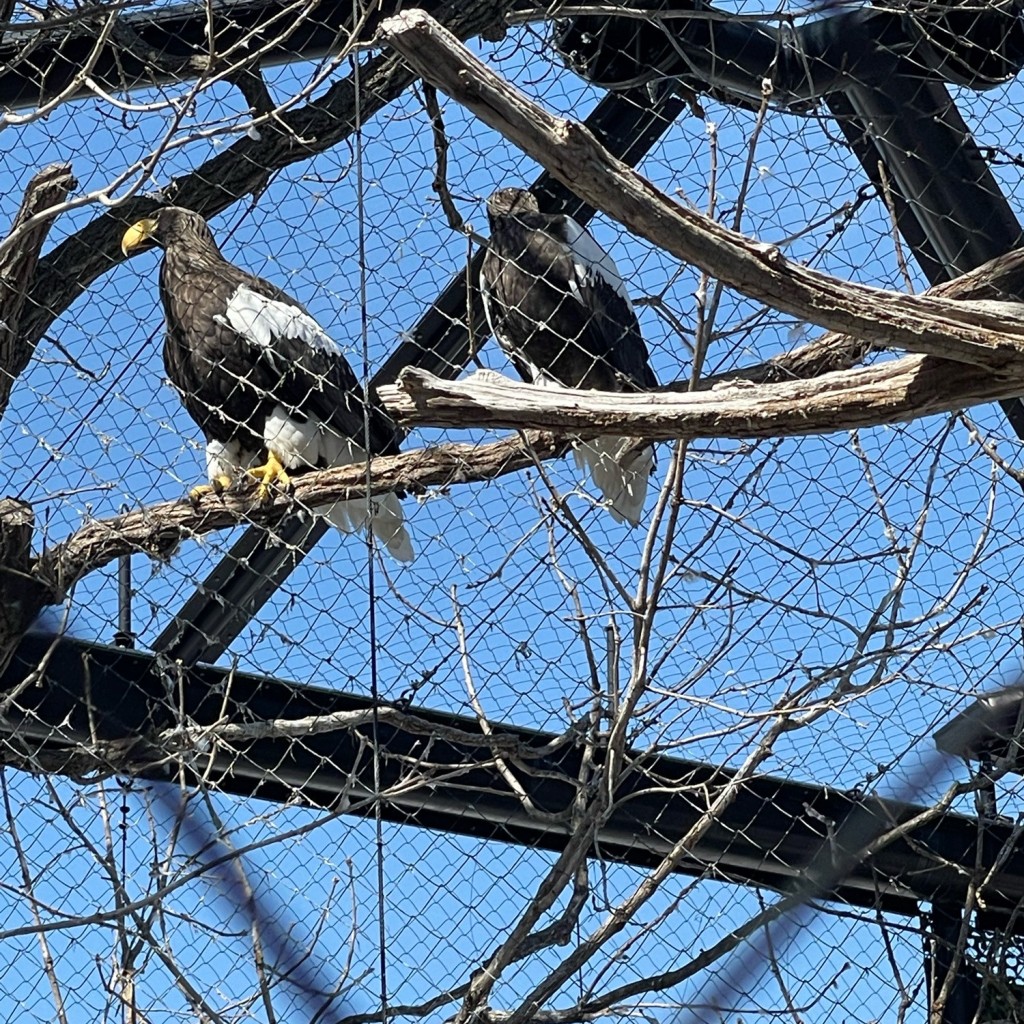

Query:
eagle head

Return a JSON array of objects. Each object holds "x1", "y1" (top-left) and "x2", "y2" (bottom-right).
[
  {"x1": 486, "y1": 187, "x2": 540, "y2": 221},
  {"x1": 121, "y1": 207, "x2": 218, "y2": 257},
  {"x1": 120, "y1": 216, "x2": 160, "y2": 256}
]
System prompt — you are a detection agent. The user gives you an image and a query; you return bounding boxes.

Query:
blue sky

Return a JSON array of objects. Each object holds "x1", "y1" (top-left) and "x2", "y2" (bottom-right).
[{"x1": 1, "y1": 5, "x2": 1023, "y2": 1022}]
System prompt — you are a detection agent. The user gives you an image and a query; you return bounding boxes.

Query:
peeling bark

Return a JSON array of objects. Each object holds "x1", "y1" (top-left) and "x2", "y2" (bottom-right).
[{"x1": 380, "y1": 360, "x2": 1024, "y2": 438}]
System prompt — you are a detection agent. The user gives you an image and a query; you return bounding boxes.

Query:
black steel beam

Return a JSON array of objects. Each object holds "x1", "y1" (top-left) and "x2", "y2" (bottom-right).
[
  {"x1": 4, "y1": 633, "x2": 1023, "y2": 929},
  {"x1": 827, "y1": 80, "x2": 1024, "y2": 441},
  {"x1": 152, "y1": 513, "x2": 328, "y2": 666},
  {"x1": 553, "y1": 0, "x2": 1024, "y2": 110},
  {"x1": 153, "y1": 88, "x2": 686, "y2": 666},
  {"x1": 556, "y1": 0, "x2": 1024, "y2": 410},
  {"x1": 829, "y1": 80, "x2": 1022, "y2": 282},
  {"x1": 0, "y1": 0, "x2": 444, "y2": 112},
  {"x1": 927, "y1": 902, "x2": 984, "y2": 1024}
]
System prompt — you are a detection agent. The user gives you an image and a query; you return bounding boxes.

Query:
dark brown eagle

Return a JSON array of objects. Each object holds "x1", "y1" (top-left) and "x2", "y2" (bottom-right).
[
  {"x1": 479, "y1": 187, "x2": 658, "y2": 526},
  {"x1": 121, "y1": 206, "x2": 413, "y2": 561}
]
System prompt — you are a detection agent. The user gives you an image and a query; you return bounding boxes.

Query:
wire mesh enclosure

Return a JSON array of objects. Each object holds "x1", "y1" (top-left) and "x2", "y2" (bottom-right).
[{"x1": 2, "y1": 1, "x2": 1024, "y2": 1021}]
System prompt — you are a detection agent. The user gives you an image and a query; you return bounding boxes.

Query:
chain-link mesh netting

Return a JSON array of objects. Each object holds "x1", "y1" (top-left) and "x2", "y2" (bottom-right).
[{"x1": 2, "y1": 1, "x2": 1024, "y2": 1021}]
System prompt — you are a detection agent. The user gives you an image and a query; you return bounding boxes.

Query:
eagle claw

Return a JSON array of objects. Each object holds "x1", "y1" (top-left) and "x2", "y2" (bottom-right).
[
  {"x1": 247, "y1": 453, "x2": 292, "y2": 503},
  {"x1": 189, "y1": 474, "x2": 233, "y2": 503}
]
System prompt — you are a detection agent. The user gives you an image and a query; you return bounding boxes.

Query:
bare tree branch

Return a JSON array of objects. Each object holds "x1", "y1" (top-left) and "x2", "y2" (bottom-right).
[
  {"x1": 0, "y1": 162, "x2": 75, "y2": 418},
  {"x1": 693, "y1": 246, "x2": 1024, "y2": 389},
  {"x1": 421, "y1": 82, "x2": 467, "y2": 234},
  {"x1": 0, "y1": 431, "x2": 568, "y2": 674},
  {"x1": 380, "y1": 357, "x2": 1024, "y2": 438},
  {"x1": 38, "y1": 431, "x2": 567, "y2": 595},
  {"x1": 378, "y1": 10, "x2": 1024, "y2": 371}
]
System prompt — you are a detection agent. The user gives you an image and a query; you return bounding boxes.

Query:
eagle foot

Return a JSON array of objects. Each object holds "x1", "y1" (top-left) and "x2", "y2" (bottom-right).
[
  {"x1": 247, "y1": 453, "x2": 292, "y2": 503},
  {"x1": 189, "y1": 474, "x2": 233, "y2": 503}
]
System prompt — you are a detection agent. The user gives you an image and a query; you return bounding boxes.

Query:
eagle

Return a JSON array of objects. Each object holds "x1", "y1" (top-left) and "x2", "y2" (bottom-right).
[
  {"x1": 121, "y1": 206, "x2": 414, "y2": 562},
  {"x1": 480, "y1": 187, "x2": 657, "y2": 526}
]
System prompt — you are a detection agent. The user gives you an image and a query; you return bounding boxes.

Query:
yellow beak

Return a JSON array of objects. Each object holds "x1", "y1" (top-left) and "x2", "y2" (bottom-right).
[{"x1": 121, "y1": 217, "x2": 159, "y2": 256}]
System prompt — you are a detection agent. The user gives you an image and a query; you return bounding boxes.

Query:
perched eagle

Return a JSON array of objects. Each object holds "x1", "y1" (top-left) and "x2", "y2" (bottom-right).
[
  {"x1": 480, "y1": 187, "x2": 658, "y2": 526},
  {"x1": 121, "y1": 206, "x2": 413, "y2": 562}
]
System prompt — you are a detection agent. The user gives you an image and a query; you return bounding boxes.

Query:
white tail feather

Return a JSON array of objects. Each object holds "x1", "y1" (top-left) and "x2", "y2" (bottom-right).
[
  {"x1": 266, "y1": 407, "x2": 414, "y2": 561},
  {"x1": 573, "y1": 436, "x2": 653, "y2": 526},
  {"x1": 369, "y1": 492, "x2": 415, "y2": 562},
  {"x1": 321, "y1": 492, "x2": 415, "y2": 562}
]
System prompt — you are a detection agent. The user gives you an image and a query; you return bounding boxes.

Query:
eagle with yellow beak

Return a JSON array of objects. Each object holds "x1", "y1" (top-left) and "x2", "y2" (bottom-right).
[{"x1": 121, "y1": 207, "x2": 413, "y2": 562}]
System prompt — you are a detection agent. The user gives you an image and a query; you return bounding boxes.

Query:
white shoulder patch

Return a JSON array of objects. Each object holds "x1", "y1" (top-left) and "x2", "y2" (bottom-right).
[
  {"x1": 559, "y1": 218, "x2": 632, "y2": 308},
  {"x1": 223, "y1": 284, "x2": 340, "y2": 357}
]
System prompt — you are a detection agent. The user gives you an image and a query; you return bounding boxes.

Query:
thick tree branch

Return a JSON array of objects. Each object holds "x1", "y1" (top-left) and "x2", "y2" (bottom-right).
[
  {"x1": 698, "y1": 247, "x2": 1024, "y2": 389},
  {"x1": 15, "y1": 0, "x2": 509, "y2": 355},
  {"x1": 20, "y1": 429, "x2": 566, "y2": 616},
  {"x1": 0, "y1": 163, "x2": 75, "y2": 418},
  {"x1": 379, "y1": 10, "x2": 1024, "y2": 371},
  {"x1": 380, "y1": 358, "x2": 1024, "y2": 437},
  {"x1": 0, "y1": 430, "x2": 564, "y2": 672}
]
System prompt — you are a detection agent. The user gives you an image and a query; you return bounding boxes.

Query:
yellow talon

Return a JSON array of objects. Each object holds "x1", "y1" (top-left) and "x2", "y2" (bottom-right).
[
  {"x1": 247, "y1": 452, "x2": 291, "y2": 502},
  {"x1": 189, "y1": 474, "x2": 233, "y2": 502}
]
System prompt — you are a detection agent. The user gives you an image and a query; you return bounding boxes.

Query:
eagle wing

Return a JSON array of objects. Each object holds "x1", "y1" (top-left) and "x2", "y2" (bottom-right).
[
  {"x1": 212, "y1": 277, "x2": 413, "y2": 559},
  {"x1": 550, "y1": 216, "x2": 657, "y2": 392},
  {"x1": 218, "y1": 279, "x2": 401, "y2": 457},
  {"x1": 481, "y1": 212, "x2": 656, "y2": 392}
]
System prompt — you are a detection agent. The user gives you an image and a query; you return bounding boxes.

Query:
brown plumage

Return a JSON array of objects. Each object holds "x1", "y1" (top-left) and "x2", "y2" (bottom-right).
[
  {"x1": 121, "y1": 207, "x2": 413, "y2": 561},
  {"x1": 480, "y1": 187, "x2": 657, "y2": 525}
]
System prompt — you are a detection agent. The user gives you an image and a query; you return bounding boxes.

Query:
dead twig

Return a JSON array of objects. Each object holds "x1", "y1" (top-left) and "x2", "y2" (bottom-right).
[{"x1": 0, "y1": 163, "x2": 76, "y2": 419}]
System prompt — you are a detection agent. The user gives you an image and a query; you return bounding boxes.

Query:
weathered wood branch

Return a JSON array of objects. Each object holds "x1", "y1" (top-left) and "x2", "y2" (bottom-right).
[
  {"x1": 0, "y1": 162, "x2": 75, "y2": 418},
  {"x1": 1, "y1": 430, "x2": 566, "y2": 650},
  {"x1": 0, "y1": 429, "x2": 564, "y2": 672},
  {"x1": 696, "y1": 247, "x2": 1024, "y2": 389},
  {"x1": 15, "y1": 0, "x2": 508, "y2": 354},
  {"x1": 380, "y1": 360, "x2": 1024, "y2": 438},
  {"x1": 378, "y1": 10, "x2": 1024, "y2": 372}
]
